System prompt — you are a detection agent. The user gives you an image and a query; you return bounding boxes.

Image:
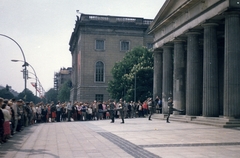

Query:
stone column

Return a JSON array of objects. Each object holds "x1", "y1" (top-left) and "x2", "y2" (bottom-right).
[
  {"x1": 162, "y1": 45, "x2": 173, "y2": 114},
  {"x1": 186, "y1": 32, "x2": 202, "y2": 116},
  {"x1": 202, "y1": 23, "x2": 219, "y2": 117},
  {"x1": 153, "y1": 50, "x2": 163, "y2": 100},
  {"x1": 224, "y1": 12, "x2": 240, "y2": 118},
  {"x1": 173, "y1": 40, "x2": 186, "y2": 113}
]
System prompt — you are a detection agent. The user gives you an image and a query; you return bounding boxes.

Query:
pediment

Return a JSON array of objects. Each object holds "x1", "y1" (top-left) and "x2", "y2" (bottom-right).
[{"x1": 149, "y1": 0, "x2": 199, "y2": 33}]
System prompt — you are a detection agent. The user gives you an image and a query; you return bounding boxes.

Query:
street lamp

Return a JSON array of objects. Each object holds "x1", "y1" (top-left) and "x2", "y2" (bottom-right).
[
  {"x1": 0, "y1": 34, "x2": 27, "y2": 98},
  {"x1": 12, "y1": 60, "x2": 38, "y2": 96}
]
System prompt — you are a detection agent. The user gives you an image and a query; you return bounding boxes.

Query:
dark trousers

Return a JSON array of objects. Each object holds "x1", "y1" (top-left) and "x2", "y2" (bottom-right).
[
  {"x1": 56, "y1": 111, "x2": 61, "y2": 122},
  {"x1": 120, "y1": 111, "x2": 124, "y2": 123},
  {"x1": 110, "y1": 110, "x2": 115, "y2": 122},
  {"x1": 166, "y1": 108, "x2": 183, "y2": 122}
]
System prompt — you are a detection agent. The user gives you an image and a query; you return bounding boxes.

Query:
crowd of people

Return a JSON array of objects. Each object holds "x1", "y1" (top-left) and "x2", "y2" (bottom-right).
[{"x1": 0, "y1": 96, "x2": 163, "y2": 145}]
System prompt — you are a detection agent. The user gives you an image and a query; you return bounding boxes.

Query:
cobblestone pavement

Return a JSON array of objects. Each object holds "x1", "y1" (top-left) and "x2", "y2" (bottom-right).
[{"x1": 0, "y1": 117, "x2": 240, "y2": 158}]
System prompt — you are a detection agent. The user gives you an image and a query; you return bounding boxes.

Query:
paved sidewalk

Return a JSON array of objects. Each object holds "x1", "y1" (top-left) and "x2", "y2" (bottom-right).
[{"x1": 0, "y1": 117, "x2": 240, "y2": 158}]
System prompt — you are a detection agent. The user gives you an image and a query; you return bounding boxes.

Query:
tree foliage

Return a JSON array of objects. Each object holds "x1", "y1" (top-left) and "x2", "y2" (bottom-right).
[
  {"x1": 44, "y1": 88, "x2": 58, "y2": 104},
  {"x1": 108, "y1": 47, "x2": 153, "y2": 102},
  {"x1": 57, "y1": 80, "x2": 71, "y2": 102},
  {"x1": 18, "y1": 88, "x2": 39, "y2": 103},
  {"x1": 0, "y1": 85, "x2": 14, "y2": 99}
]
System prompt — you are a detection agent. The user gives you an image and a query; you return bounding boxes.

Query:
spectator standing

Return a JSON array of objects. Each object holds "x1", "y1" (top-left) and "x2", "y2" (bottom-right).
[
  {"x1": 66, "y1": 101, "x2": 72, "y2": 122},
  {"x1": 56, "y1": 102, "x2": 61, "y2": 122}
]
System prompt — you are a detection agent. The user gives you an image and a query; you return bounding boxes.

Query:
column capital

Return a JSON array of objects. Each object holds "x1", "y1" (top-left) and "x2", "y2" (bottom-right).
[
  {"x1": 173, "y1": 38, "x2": 186, "y2": 43},
  {"x1": 201, "y1": 23, "x2": 218, "y2": 28},
  {"x1": 162, "y1": 44, "x2": 173, "y2": 49}
]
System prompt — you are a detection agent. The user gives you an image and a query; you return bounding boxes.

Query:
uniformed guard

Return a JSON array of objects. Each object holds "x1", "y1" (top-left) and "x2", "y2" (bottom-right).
[
  {"x1": 148, "y1": 98, "x2": 154, "y2": 121},
  {"x1": 166, "y1": 97, "x2": 184, "y2": 123}
]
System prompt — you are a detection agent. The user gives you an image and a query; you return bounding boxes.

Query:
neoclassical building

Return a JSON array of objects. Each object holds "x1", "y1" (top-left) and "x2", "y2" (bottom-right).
[
  {"x1": 69, "y1": 14, "x2": 153, "y2": 102},
  {"x1": 149, "y1": 0, "x2": 240, "y2": 118}
]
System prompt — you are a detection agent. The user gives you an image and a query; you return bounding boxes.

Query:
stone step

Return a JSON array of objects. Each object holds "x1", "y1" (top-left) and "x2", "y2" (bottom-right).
[{"x1": 152, "y1": 114, "x2": 240, "y2": 128}]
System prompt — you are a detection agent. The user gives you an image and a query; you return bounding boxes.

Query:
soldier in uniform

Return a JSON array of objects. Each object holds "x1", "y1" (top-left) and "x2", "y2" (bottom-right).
[
  {"x1": 109, "y1": 99, "x2": 115, "y2": 123},
  {"x1": 166, "y1": 97, "x2": 184, "y2": 123},
  {"x1": 147, "y1": 98, "x2": 154, "y2": 121}
]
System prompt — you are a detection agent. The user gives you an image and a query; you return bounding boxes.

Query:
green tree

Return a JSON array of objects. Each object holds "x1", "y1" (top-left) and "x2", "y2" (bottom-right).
[
  {"x1": 44, "y1": 88, "x2": 58, "y2": 104},
  {"x1": 57, "y1": 80, "x2": 71, "y2": 102},
  {"x1": 18, "y1": 88, "x2": 35, "y2": 102},
  {"x1": 108, "y1": 47, "x2": 153, "y2": 102},
  {"x1": 0, "y1": 85, "x2": 14, "y2": 99}
]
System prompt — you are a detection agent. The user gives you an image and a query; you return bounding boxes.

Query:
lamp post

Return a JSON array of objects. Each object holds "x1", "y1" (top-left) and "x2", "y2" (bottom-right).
[
  {"x1": 12, "y1": 60, "x2": 38, "y2": 96},
  {"x1": 0, "y1": 34, "x2": 27, "y2": 98}
]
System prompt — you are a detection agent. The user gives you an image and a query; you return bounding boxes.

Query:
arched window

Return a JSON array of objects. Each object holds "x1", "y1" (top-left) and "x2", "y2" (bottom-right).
[{"x1": 95, "y1": 61, "x2": 104, "y2": 82}]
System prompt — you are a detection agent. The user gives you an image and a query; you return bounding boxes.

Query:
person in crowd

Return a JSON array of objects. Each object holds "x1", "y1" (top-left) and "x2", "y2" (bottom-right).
[
  {"x1": 137, "y1": 100, "x2": 143, "y2": 117},
  {"x1": 118, "y1": 99, "x2": 125, "y2": 124},
  {"x1": 8, "y1": 101, "x2": 15, "y2": 136},
  {"x1": 47, "y1": 104, "x2": 51, "y2": 122},
  {"x1": 92, "y1": 100, "x2": 97, "y2": 120},
  {"x1": 16, "y1": 100, "x2": 24, "y2": 131},
  {"x1": 66, "y1": 101, "x2": 72, "y2": 122},
  {"x1": 128, "y1": 101, "x2": 132, "y2": 118},
  {"x1": 25, "y1": 102, "x2": 32, "y2": 126},
  {"x1": 97, "y1": 101, "x2": 103, "y2": 120},
  {"x1": 50, "y1": 102, "x2": 56, "y2": 122},
  {"x1": 0, "y1": 98, "x2": 5, "y2": 144},
  {"x1": 87, "y1": 104, "x2": 93, "y2": 120},
  {"x1": 142, "y1": 100, "x2": 148, "y2": 117},
  {"x1": 41, "y1": 105, "x2": 48, "y2": 123},
  {"x1": 72, "y1": 102, "x2": 78, "y2": 121},
  {"x1": 2, "y1": 103, "x2": 11, "y2": 141},
  {"x1": 56, "y1": 102, "x2": 61, "y2": 122},
  {"x1": 81, "y1": 103, "x2": 87, "y2": 121},
  {"x1": 11, "y1": 98, "x2": 18, "y2": 133},
  {"x1": 30, "y1": 102, "x2": 36, "y2": 124},
  {"x1": 77, "y1": 102, "x2": 82, "y2": 121}
]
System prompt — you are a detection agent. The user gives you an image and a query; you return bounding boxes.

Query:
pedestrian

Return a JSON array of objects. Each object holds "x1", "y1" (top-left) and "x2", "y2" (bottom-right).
[{"x1": 166, "y1": 97, "x2": 184, "y2": 123}]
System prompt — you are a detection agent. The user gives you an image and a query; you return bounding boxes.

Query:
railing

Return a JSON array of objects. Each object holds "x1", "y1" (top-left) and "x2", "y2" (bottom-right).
[{"x1": 81, "y1": 14, "x2": 152, "y2": 25}]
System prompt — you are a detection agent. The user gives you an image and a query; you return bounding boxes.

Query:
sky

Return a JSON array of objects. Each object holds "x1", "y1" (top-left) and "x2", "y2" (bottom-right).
[{"x1": 0, "y1": 0, "x2": 165, "y2": 96}]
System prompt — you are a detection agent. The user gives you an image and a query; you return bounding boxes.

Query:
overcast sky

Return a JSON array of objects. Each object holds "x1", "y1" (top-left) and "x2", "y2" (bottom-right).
[{"x1": 0, "y1": 0, "x2": 165, "y2": 96}]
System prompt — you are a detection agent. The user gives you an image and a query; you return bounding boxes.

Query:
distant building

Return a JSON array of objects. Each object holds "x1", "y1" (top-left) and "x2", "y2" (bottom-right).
[
  {"x1": 69, "y1": 14, "x2": 153, "y2": 102},
  {"x1": 54, "y1": 67, "x2": 72, "y2": 91}
]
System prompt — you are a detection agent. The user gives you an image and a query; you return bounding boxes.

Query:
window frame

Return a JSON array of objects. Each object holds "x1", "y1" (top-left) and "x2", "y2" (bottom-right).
[
  {"x1": 95, "y1": 61, "x2": 105, "y2": 83},
  {"x1": 95, "y1": 94, "x2": 104, "y2": 102},
  {"x1": 95, "y1": 39, "x2": 105, "y2": 51},
  {"x1": 120, "y1": 40, "x2": 130, "y2": 52}
]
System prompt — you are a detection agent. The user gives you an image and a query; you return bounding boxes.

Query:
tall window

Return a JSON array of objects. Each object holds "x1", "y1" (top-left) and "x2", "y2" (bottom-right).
[
  {"x1": 95, "y1": 61, "x2": 104, "y2": 82},
  {"x1": 95, "y1": 39, "x2": 105, "y2": 50},
  {"x1": 95, "y1": 94, "x2": 104, "y2": 102},
  {"x1": 120, "y1": 41, "x2": 130, "y2": 51}
]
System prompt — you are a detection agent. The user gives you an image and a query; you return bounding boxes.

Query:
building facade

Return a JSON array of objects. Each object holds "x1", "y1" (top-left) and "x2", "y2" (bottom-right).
[
  {"x1": 69, "y1": 14, "x2": 153, "y2": 102},
  {"x1": 54, "y1": 67, "x2": 72, "y2": 91},
  {"x1": 149, "y1": 0, "x2": 240, "y2": 118}
]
